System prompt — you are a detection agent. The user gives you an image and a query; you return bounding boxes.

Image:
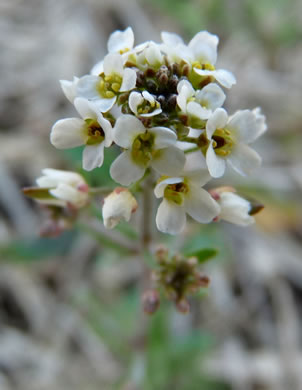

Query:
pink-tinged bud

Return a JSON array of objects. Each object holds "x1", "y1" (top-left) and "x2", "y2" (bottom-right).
[
  {"x1": 197, "y1": 274, "x2": 210, "y2": 287},
  {"x1": 142, "y1": 290, "x2": 160, "y2": 315},
  {"x1": 102, "y1": 187, "x2": 138, "y2": 229},
  {"x1": 211, "y1": 187, "x2": 258, "y2": 226},
  {"x1": 176, "y1": 298, "x2": 190, "y2": 314},
  {"x1": 77, "y1": 183, "x2": 89, "y2": 193},
  {"x1": 25, "y1": 169, "x2": 89, "y2": 209},
  {"x1": 209, "y1": 189, "x2": 220, "y2": 201}
]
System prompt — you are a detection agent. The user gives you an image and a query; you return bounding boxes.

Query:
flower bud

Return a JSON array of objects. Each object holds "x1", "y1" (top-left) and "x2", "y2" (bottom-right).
[
  {"x1": 142, "y1": 290, "x2": 160, "y2": 315},
  {"x1": 24, "y1": 169, "x2": 89, "y2": 209},
  {"x1": 102, "y1": 187, "x2": 138, "y2": 229},
  {"x1": 211, "y1": 187, "x2": 258, "y2": 226},
  {"x1": 176, "y1": 298, "x2": 190, "y2": 314}
]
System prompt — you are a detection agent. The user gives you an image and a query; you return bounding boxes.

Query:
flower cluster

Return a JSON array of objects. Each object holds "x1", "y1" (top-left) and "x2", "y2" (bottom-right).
[{"x1": 27, "y1": 27, "x2": 267, "y2": 235}]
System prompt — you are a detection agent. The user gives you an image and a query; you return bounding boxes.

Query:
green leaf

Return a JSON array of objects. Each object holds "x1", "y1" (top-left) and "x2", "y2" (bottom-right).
[{"x1": 0, "y1": 231, "x2": 76, "y2": 262}]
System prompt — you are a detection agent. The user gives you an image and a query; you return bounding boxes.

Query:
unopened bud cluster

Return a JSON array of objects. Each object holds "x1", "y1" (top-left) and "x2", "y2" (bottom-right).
[
  {"x1": 25, "y1": 27, "x2": 266, "y2": 235},
  {"x1": 146, "y1": 247, "x2": 210, "y2": 314}
]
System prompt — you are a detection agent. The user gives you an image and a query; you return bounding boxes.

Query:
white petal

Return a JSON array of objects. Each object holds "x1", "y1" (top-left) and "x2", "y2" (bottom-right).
[
  {"x1": 94, "y1": 97, "x2": 117, "y2": 113},
  {"x1": 185, "y1": 186, "x2": 220, "y2": 223},
  {"x1": 192, "y1": 43, "x2": 217, "y2": 66},
  {"x1": 193, "y1": 68, "x2": 236, "y2": 88},
  {"x1": 145, "y1": 42, "x2": 163, "y2": 67},
  {"x1": 177, "y1": 79, "x2": 194, "y2": 95},
  {"x1": 156, "y1": 199, "x2": 186, "y2": 235},
  {"x1": 103, "y1": 189, "x2": 137, "y2": 229},
  {"x1": 76, "y1": 75, "x2": 100, "y2": 100},
  {"x1": 96, "y1": 114, "x2": 113, "y2": 147},
  {"x1": 151, "y1": 146, "x2": 185, "y2": 176},
  {"x1": 183, "y1": 151, "x2": 208, "y2": 172},
  {"x1": 195, "y1": 83, "x2": 225, "y2": 111},
  {"x1": 253, "y1": 108, "x2": 267, "y2": 138},
  {"x1": 74, "y1": 97, "x2": 97, "y2": 119},
  {"x1": 107, "y1": 27, "x2": 134, "y2": 53},
  {"x1": 110, "y1": 151, "x2": 145, "y2": 186},
  {"x1": 219, "y1": 192, "x2": 254, "y2": 226},
  {"x1": 113, "y1": 115, "x2": 145, "y2": 148},
  {"x1": 83, "y1": 142, "x2": 105, "y2": 171},
  {"x1": 151, "y1": 127, "x2": 177, "y2": 148},
  {"x1": 37, "y1": 169, "x2": 84, "y2": 188},
  {"x1": 213, "y1": 69, "x2": 236, "y2": 88},
  {"x1": 154, "y1": 177, "x2": 183, "y2": 198},
  {"x1": 187, "y1": 101, "x2": 211, "y2": 120},
  {"x1": 60, "y1": 77, "x2": 78, "y2": 103},
  {"x1": 103, "y1": 53, "x2": 123, "y2": 76},
  {"x1": 50, "y1": 183, "x2": 86, "y2": 207},
  {"x1": 227, "y1": 144, "x2": 261, "y2": 176},
  {"x1": 140, "y1": 107, "x2": 162, "y2": 117},
  {"x1": 142, "y1": 91, "x2": 155, "y2": 104},
  {"x1": 206, "y1": 141, "x2": 226, "y2": 178},
  {"x1": 185, "y1": 169, "x2": 211, "y2": 187},
  {"x1": 228, "y1": 110, "x2": 264, "y2": 144},
  {"x1": 129, "y1": 91, "x2": 143, "y2": 115},
  {"x1": 90, "y1": 60, "x2": 104, "y2": 76},
  {"x1": 161, "y1": 31, "x2": 184, "y2": 46},
  {"x1": 176, "y1": 80, "x2": 194, "y2": 112},
  {"x1": 110, "y1": 104, "x2": 123, "y2": 120},
  {"x1": 189, "y1": 31, "x2": 219, "y2": 52},
  {"x1": 50, "y1": 118, "x2": 86, "y2": 149},
  {"x1": 206, "y1": 108, "x2": 228, "y2": 139},
  {"x1": 120, "y1": 68, "x2": 137, "y2": 92}
]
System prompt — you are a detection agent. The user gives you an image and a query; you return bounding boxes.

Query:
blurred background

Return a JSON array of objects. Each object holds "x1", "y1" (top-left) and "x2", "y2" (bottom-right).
[{"x1": 1, "y1": 0, "x2": 302, "y2": 389}]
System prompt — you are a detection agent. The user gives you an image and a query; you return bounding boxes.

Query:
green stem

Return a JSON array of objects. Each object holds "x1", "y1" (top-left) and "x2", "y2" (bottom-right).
[
  {"x1": 184, "y1": 146, "x2": 199, "y2": 154},
  {"x1": 183, "y1": 136, "x2": 199, "y2": 143},
  {"x1": 89, "y1": 186, "x2": 115, "y2": 195}
]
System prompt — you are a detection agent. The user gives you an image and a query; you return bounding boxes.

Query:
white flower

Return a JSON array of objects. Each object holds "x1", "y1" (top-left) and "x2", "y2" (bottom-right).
[
  {"x1": 50, "y1": 98, "x2": 113, "y2": 171},
  {"x1": 36, "y1": 169, "x2": 89, "y2": 208},
  {"x1": 59, "y1": 77, "x2": 79, "y2": 103},
  {"x1": 107, "y1": 27, "x2": 134, "y2": 54},
  {"x1": 135, "y1": 42, "x2": 164, "y2": 70},
  {"x1": 91, "y1": 27, "x2": 135, "y2": 75},
  {"x1": 160, "y1": 31, "x2": 192, "y2": 64},
  {"x1": 161, "y1": 30, "x2": 236, "y2": 88},
  {"x1": 199, "y1": 107, "x2": 266, "y2": 178},
  {"x1": 76, "y1": 53, "x2": 137, "y2": 112},
  {"x1": 212, "y1": 189, "x2": 254, "y2": 226},
  {"x1": 188, "y1": 31, "x2": 236, "y2": 88},
  {"x1": 110, "y1": 115, "x2": 185, "y2": 186},
  {"x1": 177, "y1": 79, "x2": 225, "y2": 121},
  {"x1": 129, "y1": 91, "x2": 162, "y2": 117},
  {"x1": 102, "y1": 187, "x2": 138, "y2": 229},
  {"x1": 154, "y1": 161, "x2": 220, "y2": 234}
]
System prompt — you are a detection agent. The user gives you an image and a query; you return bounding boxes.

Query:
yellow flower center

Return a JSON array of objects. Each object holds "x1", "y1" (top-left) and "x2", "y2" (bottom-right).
[
  {"x1": 131, "y1": 132, "x2": 155, "y2": 167},
  {"x1": 137, "y1": 98, "x2": 160, "y2": 115},
  {"x1": 85, "y1": 119, "x2": 105, "y2": 145},
  {"x1": 198, "y1": 128, "x2": 235, "y2": 157},
  {"x1": 189, "y1": 62, "x2": 215, "y2": 89},
  {"x1": 164, "y1": 181, "x2": 189, "y2": 205},
  {"x1": 96, "y1": 73, "x2": 122, "y2": 99}
]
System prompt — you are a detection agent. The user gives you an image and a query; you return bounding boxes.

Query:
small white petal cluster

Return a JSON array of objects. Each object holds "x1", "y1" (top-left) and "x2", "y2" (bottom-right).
[
  {"x1": 102, "y1": 187, "x2": 138, "y2": 229},
  {"x1": 36, "y1": 169, "x2": 89, "y2": 208},
  {"x1": 49, "y1": 27, "x2": 267, "y2": 234}
]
